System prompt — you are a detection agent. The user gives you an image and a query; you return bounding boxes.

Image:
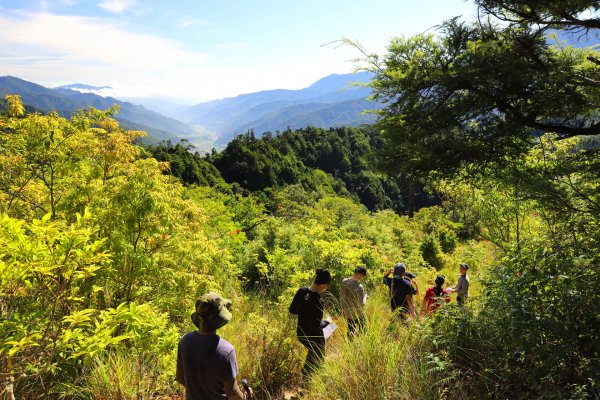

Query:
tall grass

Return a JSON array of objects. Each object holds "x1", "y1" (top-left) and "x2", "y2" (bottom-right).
[
  {"x1": 85, "y1": 352, "x2": 172, "y2": 400},
  {"x1": 304, "y1": 289, "x2": 462, "y2": 400},
  {"x1": 220, "y1": 295, "x2": 302, "y2": 399}
]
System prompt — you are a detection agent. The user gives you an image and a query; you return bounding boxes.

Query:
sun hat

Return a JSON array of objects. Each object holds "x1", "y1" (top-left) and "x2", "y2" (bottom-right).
[{"x1": 191, "y1": 292, "x2": 232, "y2": 331}]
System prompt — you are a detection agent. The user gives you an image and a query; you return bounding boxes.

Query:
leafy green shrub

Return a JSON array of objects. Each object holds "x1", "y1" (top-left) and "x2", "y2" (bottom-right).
[
  {"x1": 420, "y1": 235, "x2": 444, "y2": 269},
  {"x1": 425, "y1": 242, "x2": 600, "y2": 399},
  {"x1": 438, "y1": 228, "x2": 458, "y2": 254}
]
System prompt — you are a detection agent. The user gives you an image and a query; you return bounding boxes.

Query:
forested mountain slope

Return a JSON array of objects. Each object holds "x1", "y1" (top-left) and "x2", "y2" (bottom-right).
[
  {"x1": 147, "y1": 126, "x2": 440, "y2": 215},
  {"x1": 179, "y1": 72, "x2": 379, "y2": 145},
  {"x1": 0, "y1": 76, "x2": 193, "y2": 142}
]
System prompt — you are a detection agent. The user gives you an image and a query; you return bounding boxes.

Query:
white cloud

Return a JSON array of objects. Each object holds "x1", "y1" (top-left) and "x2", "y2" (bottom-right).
[
  {"x1": 97, "y1": 0, "x2": 134, "y2": 14},
  {"x1": 0, "y1": 11, "x2": 355, "y2": 102},
  {"x1": 38, "y1": 0, "x2": 49, "y2": 12},
  {"x1": 0, "y1": 12, "x2": 212, "y2": 98},
  {"x1": 177, "y1": 16, "x2": 211, "y2": 30}
]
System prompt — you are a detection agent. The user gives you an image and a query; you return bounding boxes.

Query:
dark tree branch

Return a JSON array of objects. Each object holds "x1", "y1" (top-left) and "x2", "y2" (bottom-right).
[{"x1": 531, "y1": 121, "x2": 600, "y2": 137}]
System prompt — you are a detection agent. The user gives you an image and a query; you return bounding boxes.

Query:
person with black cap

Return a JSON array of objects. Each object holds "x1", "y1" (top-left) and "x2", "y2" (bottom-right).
[
  {"x1": 383, "y1": 263, "x2": 417, "y2": 320},
  {"x1": 422, "y1": 275, "x2": 451, "y2": 315},
  {"x1": 176, "y1": 292, "x2": 249, "y2": 400},
  {"x1": 289, "y1": 268, "x2": 331, "y2": 379},
  {"x1": 340, "y1": 265, "x2": 367, "y2": 338},
  {"x1": 450, "y1": 263, "x2": 470, "y2": 305}
]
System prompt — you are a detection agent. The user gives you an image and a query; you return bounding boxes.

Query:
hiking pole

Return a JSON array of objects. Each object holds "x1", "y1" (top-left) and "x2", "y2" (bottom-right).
[{"x1": 241, "y1": 378, "x2": 254, "y2": 400}]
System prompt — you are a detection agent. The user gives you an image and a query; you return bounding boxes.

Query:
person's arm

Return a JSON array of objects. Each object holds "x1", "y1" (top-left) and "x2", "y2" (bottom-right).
[
  {"x1": 175, "y1": 343, "x2": 185, "y2": 386},
  {"x1": 357, "y1": 283, "x2": 365, "y2": 306},
  {"x1": 383, "y1": 268, "x2": 393, "y2": 287},
  {"x1": 411, "y1": 279, "x2": 419, "y2": 295},
  {"x1": 453, "y1": 277, "x2": 463, "y2": 295},
  {"x1": 406, "y1": 295, "x2": 416, "y2": 317},
  {"x1": 421, "y1": 290, "x2": 430, "y2": 315},
  {"x1": 224, "y1": 378, "x2": 246, "y2": 400},
  {"x1": 449, "y1": 279, "x2": 459, "y2": 294},
  {"x1": 443, "y1": 289, "x2": 451, "y2": 303},
  {"x1": 289, "y1": 288, "x2": 301, "y2": 315}
]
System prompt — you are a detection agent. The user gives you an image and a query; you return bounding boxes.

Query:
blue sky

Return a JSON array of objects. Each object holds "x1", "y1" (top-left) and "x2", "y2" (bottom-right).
[{"x1": 0, "y1": 0, "x2": 478, "y2": 102}]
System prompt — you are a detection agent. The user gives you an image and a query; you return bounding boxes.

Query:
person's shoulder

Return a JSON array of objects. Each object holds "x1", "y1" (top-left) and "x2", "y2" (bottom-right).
[
  {"x1": 295, "y1": 286, "x2": 309, "y2": 294},
  {"x1": 297, "y1": 286, "x2": 316, "y2": 298},
  {"x1": 217, "y1": 337, "x2": 235, "y2": 354},
  {"x1": 180, "y1": 331, "x2": 197, "y2": 342}
]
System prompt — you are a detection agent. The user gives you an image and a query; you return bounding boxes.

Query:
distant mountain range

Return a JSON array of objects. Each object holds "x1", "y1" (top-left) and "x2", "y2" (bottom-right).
[
  {"x1": 57, "y1": 83, "x2": 113, "y2": 91},
  {"x1": 0, "y1": 76, "x2": 193, "y2": 143},
  {"x1": 178, "y1": 71, "x2": 380, "y2": 145},
  {"x1": 1, "y1": 73, "x2": 380, "y2": 148}
]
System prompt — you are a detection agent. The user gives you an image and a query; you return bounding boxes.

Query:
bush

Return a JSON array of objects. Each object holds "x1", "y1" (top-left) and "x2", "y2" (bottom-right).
[
  {"x1": 420, "y1": 235, "x2": 444, "y2": 269},
  {"x1": 438, "y1": 229, "x2": 458, "y2": 254},
  {"x1": 425, "y1": 243, "x2": 600, "y2": 399}
]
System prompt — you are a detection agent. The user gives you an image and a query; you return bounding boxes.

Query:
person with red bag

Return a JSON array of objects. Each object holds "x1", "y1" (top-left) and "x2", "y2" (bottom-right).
[{"x1": 422, "y1": 275, "x2": 451, "y2": 316}]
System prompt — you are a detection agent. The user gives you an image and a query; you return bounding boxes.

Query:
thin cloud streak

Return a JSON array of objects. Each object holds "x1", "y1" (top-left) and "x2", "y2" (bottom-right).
[
  {"x1": 177, "y1": 16, "x2": 212, "y2": 30},
  {"x1": 97, "y1": 0, "x2": 134, "y2": 14}
]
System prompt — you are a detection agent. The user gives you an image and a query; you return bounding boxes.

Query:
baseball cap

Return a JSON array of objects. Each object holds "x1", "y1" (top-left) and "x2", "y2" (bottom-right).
[{"x1": 393, "y1": 263, "x2": 406, "y2": 278}]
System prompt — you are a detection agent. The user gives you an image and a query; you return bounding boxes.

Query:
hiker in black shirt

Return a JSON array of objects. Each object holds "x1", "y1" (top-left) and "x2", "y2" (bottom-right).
[
  {"x1": 289, "y1": 268, "x2": 331, "y2": 380},
  {"x1": 383, "y1": 263, "x2": 417, "y2": 320}
]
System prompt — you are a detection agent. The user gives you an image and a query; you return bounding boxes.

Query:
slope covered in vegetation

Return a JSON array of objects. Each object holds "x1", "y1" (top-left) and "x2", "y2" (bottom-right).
[
  {"x1": 1, "y1": 0, "x2": 599, "y2": 396},
  {"x1": 147, "y1": 126, "x2": 439, "y2": 216}
]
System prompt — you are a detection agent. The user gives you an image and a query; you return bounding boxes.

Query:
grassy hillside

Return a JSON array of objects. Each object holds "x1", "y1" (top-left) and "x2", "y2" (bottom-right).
[{"x1": 1, "y1": 87, "x2": 598, "y2": 400}]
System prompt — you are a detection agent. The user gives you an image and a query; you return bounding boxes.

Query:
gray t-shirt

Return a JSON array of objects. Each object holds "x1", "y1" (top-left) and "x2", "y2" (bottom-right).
[
  {"x1": 456, "y1": 274, "x2": 470, "y2": 298},
  {"x1": 340, "y1": 277, "x2": 365, "y2": 319},
  {"x1": 176, "y1": 332, "x2": 238, "y2": 400}
]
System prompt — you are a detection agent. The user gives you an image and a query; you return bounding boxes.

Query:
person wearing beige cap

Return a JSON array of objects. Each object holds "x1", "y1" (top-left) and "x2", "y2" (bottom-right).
[
  {"x1": 449, "y1": 263, "x2": 470, "y2": 305},
  {"x1": 176, "y1": 292, "x2": 250, "y2": 400}
]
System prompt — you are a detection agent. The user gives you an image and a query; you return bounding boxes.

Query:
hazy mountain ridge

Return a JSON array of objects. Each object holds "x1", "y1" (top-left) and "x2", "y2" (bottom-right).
[
  {"x1": 57, "y1": 83, "x2": 112, "y2": 91},
  {"x1": 222, "y1": 98, "x2": 378, "y2": 144},
  {"x1": 1, "y1": 73, "x2": 380, "y2": 147},
  {"x1": 179, "y1": 71, "x2": 379, "y2": 145},
  {"x1": 0, "y1": 76, "x2": 192, "y2": 143}
]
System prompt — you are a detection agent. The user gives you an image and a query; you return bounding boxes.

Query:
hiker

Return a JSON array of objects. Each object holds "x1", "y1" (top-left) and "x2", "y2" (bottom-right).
[
  {"x1": 404, "y1": 271, "x2": 420, "y2": 317},
  {"x1": 383, "y1": 263, "x2": 417, "y2": 320},
  {"x1": 450, "y1": 263, "x2": 470, "y2": 305},
  {"x1": 289, "y1": 268, "x2": 331, "y2": 379},
  {"x1": 176, "y1": 292, "x2": 251, "y2": 400},
  {"x1": 340, "y1": 265, "x2": 367, "y2": 338},
  {"x1": 422, "y1": 274, "x2": 451, "y2": 315}
]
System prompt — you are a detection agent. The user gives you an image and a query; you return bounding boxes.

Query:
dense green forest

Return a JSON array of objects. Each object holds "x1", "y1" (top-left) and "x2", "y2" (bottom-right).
[
  {"x1": 147, "y1": 126, "x2": 439, "y2": 215},
  {"x1": 1, "y1": 0, "x2": 599, "y2": 399}
]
